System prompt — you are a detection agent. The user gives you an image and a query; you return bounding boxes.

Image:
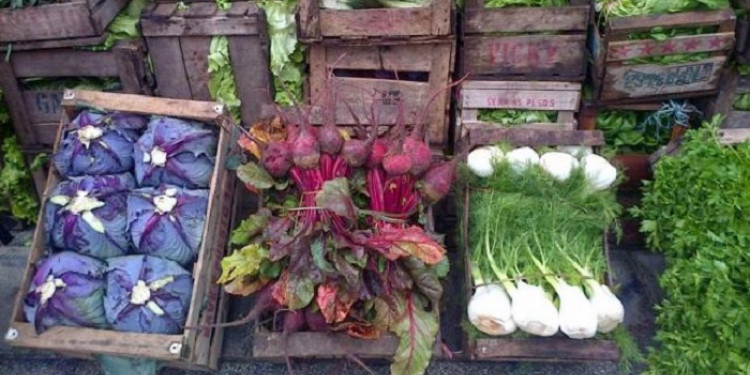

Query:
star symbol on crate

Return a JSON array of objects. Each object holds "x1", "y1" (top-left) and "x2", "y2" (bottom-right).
[
  {"x1": 684, "y1": 39, "x2": 701, "y2": 51},
  {"x1": 611, "y1": 45, "x2": 631, "y2": 59},
  {"x1": 709, "y1": 37, "x2": 725, "y2": 49},
  {"x1": 661, "y1": 41, "x2": 676, "y2": 54},
  {"x1": 638, "y1": 43, "x2": 655, "y2": 56}
]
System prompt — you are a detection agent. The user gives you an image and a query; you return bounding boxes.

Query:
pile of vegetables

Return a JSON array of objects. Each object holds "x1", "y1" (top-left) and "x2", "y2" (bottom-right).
[
  {"x1": 218, "y1": 86, "x2": 456, "y2": 374},
  {"x1": 460, "y1": 145, "x2": 624, "y2": 341},
  {"x1": 261, "y1": 0, "x2": 305, "y2": 106},
  {"x1": 477, "y1": 109, "x2": 557, "y2": 127},
  {"x1": 24, "y1": 109, "x2": 218, "y2": 335},
  {"x1": 320, "y1": 0, "x2": 432, "y2": 9},
  {"x1": 597, "y1": 101, "x2": 701, "y2": 154},
  {"x1": 484, "y1": 0, "x2": 566, "y2": 7},
  {"x1": 632, "y1": 117, "x2": 750, "y2": 374}
]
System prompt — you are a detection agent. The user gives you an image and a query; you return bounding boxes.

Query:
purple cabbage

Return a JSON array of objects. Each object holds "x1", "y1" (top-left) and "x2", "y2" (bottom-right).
[
  {"x1": 53, "y1": 110, "x2": 147, "y2": 177},
  {"x1": 24, "y1": 252, "x2": 107, "y2": 334},
  {"x1": 127, "y1": 185, "x2": 208, "y2": 266},
  {"x1": 45, "y1": 173, "x2": 135, "y2": 259},
  {"x1": 134, "y1": 116, "x2": 217, "y2": 189},
  {"x1": 104, "y1": 255, "x2": 193, "y2": 334}
]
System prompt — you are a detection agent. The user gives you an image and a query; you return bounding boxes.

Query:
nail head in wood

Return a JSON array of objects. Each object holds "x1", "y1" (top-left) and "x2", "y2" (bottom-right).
[{"x1": 5, "y1": 328, "x2": 18, "y2": 341}]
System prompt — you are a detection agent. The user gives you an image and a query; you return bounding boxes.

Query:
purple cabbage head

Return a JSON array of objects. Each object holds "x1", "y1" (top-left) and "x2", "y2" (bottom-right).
[
  {"x1": 53, "y1": 110, "x2": 147, "y2": 177},
  {"x1": 134, "y1": 116, "x2": 217, "y2": 189},
  {"x1": 104, "y1": 255, "x2": 193, "y2": 334},
  {"x1": 44, "y1": 173, "x2": 135, "y2": 259},
  {"x1": 127, "y1": 185, "x2": 208, "y2": 266},
  {"x1": 24, "y1": 251, "x2": 107, "y2": 334}
]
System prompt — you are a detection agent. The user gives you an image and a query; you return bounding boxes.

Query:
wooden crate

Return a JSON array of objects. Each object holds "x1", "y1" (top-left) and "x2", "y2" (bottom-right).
[
  {"x1": 0, "y1": 0, "x2": 128, "y2": 43},
  {"x1": 307, "y1": 39, "x2": 455, "y2": 146},
  {"x1": 707, "y1": 67, "x2": 750, "y2": 129},
  {"x1": 0, "y1": 40, "x2": 152, "y2": 151},
  {"x1": 458, "y1": 127, "x2": 620, "y2": 362},
  {"x1": 141, "y1": 2, "x2": 272, "y2": 126},
  {"x1": 460, "y1": 0, "x2": 590, "y2": 81},
  {"x1": 591, "y1": 9, "x2": 736, "y2": 103},
  {"x1": 3, "y1": 90, "x2": 235, "y2": 370},
  {"x1": 298, "y1": 0, "x2": 452, "y2": 42}
]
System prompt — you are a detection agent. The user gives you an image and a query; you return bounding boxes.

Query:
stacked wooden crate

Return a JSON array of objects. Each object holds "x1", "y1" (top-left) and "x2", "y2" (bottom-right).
[
  {"x1": 140, "y1": 2, "x2": 272, "y2": 126},
  {"x1": 298, "y1": 0, "x2": 455, "y2": 148}
]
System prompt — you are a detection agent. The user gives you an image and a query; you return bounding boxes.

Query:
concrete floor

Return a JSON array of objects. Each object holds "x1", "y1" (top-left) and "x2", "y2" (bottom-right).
[{"x1": 0, "y1": 226, "x2": 662, "y2": 374}]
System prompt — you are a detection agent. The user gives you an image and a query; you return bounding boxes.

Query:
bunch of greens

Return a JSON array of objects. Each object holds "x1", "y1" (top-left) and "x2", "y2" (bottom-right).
[
  {"x1": 21, "y1": 77, "x2": 121, "y2": 91},
  {"x1": 0, "y1": 91, "x2": 39, "y2": 223},
  {"x1": 208, "y1": 36, "x2": 242, "y2": 123},
  {"x1": 597, "y1": 0, "x2": 730, "y2": 22},
  {"x1": 477, "y1": 109, "x2": 557, "y2": 126},
  {"x1": 484, "y1": 0, "x2": 566, "y2": 7},
  {"x1": 261, "y1": 0, "x2": 305, "y2": 106},
  {"x1": 632, "y1": 117, "x2": 750, "y2": 374},
  {"x1": 320, "y1": 0, "x2": 432, "y2": 9}
]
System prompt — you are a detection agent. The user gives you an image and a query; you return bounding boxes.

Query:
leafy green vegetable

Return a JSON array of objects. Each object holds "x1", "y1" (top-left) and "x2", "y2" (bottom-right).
[
  {"x1": 484, "y1": 0, "x2": 566, "y2": 7},
  {"x1": 260, "y1": 0, "x2": 305, "y2": 105},
  {"x1": 597, "y1": 0, "x2": 730, "y2": 22},
  {"x1": 0, "y1": 136, "x2": 39, "y2": 223},
  {"x1": 208, "y1": 35, "x2": 242, "y2": 123},
  {"x1": 477, "y1": 109, "x2": 557, "y2": 126},
  {"x1": 633, "y1": 117, "x2": 750, "y2": 374},
  {"x1": 733, "y1": 93, "x2": 750, "y2": 110},
  {"x1": 321, "y1": 0, "x2": 432, "y2": 9},
  {"x1": 20, "y1": 77, "x2": 121, "y2": 91}
]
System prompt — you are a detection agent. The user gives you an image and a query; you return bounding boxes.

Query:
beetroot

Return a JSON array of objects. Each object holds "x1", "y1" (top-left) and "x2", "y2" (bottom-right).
[
  {"x1": 304, "y1": 308, "x2": 329, "y2": 332},
  {"x1": 282, "y1": 310, "x2": 306, "y2": 336},
  {"x1": 382, "y1": 152, "x2": 412, "y2": 176},
  {"x1": 404, "y1": 136, "x2": 432, "y2": 177},
  {"x1": 262, "y1": 141, "x2": 293, "y2": 177},
  {"x1": 319, "y1": 122, "x2": 344, "y2": 155},
  {"x1": 416, "y1": 158, "x2": 459, "y2": 204},
  {"x1": 198, "y1": 284, "x2": 280, "y2": 329},
  {"x1": 366, "y1": 138, "x2": 388, "y2": 169},
  {"x1": 292, "y1": 124, "x2": 320, "y2": 169},
  {"x1": 342, "y1": 125, "x2": 377, "y2": 168}
]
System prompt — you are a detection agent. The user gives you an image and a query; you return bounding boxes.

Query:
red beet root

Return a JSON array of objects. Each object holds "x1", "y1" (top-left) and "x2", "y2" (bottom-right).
[
  {"x1": 292, "y1": 125, "x2": 320, "y2": 169},
  {"x1": 342, "y1": 124, "x2": 377, "y2": 168},
  {"x1": 262, "y1": 141, "x2": 293, "y2": 178},
  {"x1": 382, "y1": 152, "x2": 412, "y2": 176},
  {"x1": 417, "y1": 158, "x2": 459, "y2": 204},
  {"x1": 366, "y1": 138, "x2": 388, "y2": 169},
  {"x1": 319, "y1": 122, "x2": 344, "y2": 155},
  {"x1": 282, "y1": 310, "x2": 307, "y2": 336},
  {"x1": 304, "y1": 308, "x2": 329, "y2": 332},
  {"x1": 404, "y1": 136, "x2": 432, "y2": 177}
]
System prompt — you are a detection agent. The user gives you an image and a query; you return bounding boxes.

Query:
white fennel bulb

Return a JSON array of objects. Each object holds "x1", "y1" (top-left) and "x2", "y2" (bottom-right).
[
  {"x1": 588, "y1": 283, "x2": 624, "y2": 333},
  {"x1": 467, "y1": 284, "x2": 516, "y2": 336},
  {"x1": 510, "y1": 281, "x2": 559, "y2": 337},
  {"x1": 556, "y1": 280, "x2": 598, "y2": 339},
  {"x1": 467, "y1": 148, "x2": 496, "y2": 177},
  {"x1": 540, "y1": 152, "x2": 580, "y2": 181},
  {"x1": 581, "y1": 154, "x2": 617, "y2": 191},
  {"x1": 506, "y1": 147, "x2": 540, "y2": 173},
  {"x1": 485, "y1": 146, "x2": 505, "y2": 163},
  {"x1": 557, "y1": 145, "x2": 593, "y2": 158}
]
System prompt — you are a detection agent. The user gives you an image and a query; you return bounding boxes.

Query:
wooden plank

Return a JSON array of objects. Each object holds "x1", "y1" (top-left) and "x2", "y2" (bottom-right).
[
  {"x1": 318, "y1": 8, "x2": 433, "y2": 38},
  {"x1": 141, "y1": 13, "x2": 259, "y2": 37},
  {"x1": 253, "y1": 332, "x2": 399, "y2": 359},
  {"x1": 90, "y1": 0, "x2": 129, "y2": 31},
  {"x1": 474, "y1": 338, "x2": 620, "y2": 361},
  {"x1": 323, "y1": 43, "x2": 435, "y2": 72},
  {"x1": 113, "y1": 41, "x2": 152, "y2": 95},
  {"x1": 426, "y1": 42, "x2": 453, "y2": 145},
  {"x1": 431, "y1": 0, "x2": 452, "y2": 36},
  {"x1": 0, "y1": 62, "x2": 36, "y2": 145},
  {"x1": 464, "y1": 5, "x2": 589, "y2": 34},
  {"x1": 31, "y1": 124, "x2": 60, "y2": 147},
  {"x1": 180, "y1": 37, "x2": 213, "y2": 101},
  {"x1": 62, "y1": 90, "x2": 222, "y2": 122},
  {"x1": 147, "y1": 37, "x2": 193, "y2": 99},
  {"x1": 722, "y1": 110, "x2": 750, "y2": 129},
  {"x1": 21, "y1": 90, "x2": 62, "y2": 126},
  {"x1": 0, "y1": 34, "x2": 108, "y2": 52},
  {"x1": 463, "y1": 120, "x2": 575, "y2": 131},
  {"x1": 464, "y1": 125, "x2": 604, "y2": 149},
  {"x1": 182, "y1": 2, "x2": 218, "y2": 17},
  {"x1": 462, "y1": 35, "x2": 586, "y2": 79},
  {"x1": 8, "y1": 323, "x2": 183, "y2": 360},
  {"x1": 462, "y1": 89, "x2": 581, "y2": 111},
  {"x1": 606, "y1": 32, "x2": 735, "y2": 62},
  {"x1": 228, "y1": 36, "x2": 272, "y2": 125},
  {"x1": 463, "y1": 81, "x2": 581, "y2": 91},
  {"x1": 298, "y1": 0, "x2": 321, "y2": 39},
  {"x1": 719, "y1": 128, "x2": 750, "y2": 144},
  {"x1": 601, "y1": 56, "x2": 725, "y2": 101},
  {"x1": 608, "y1": 9, "x2": 735, "y2": 35},
  {"x1": 0, "y1": 2, "x2": 95, "y2": 43},
  {"x1": 10, "y1": 50, "x2": 119, "y2": 78},
  {"x1": 334, "y1": 78, "x2": 430, "y2": 122}
]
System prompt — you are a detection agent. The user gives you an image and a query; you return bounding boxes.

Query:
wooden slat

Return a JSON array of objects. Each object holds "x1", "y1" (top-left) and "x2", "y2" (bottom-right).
[
  {"x1": 8, "y1": 323, "x2": 183, "y2": 360},
  {"x1": 253, "y1": 332, "x2": 399, "y2": 359},
  {"x1": 426, "y1": 42, "x2": 453, "y2": 145},
  {"x1": 62, "y1": 90, "x2": 222, "y2": 121},
  {"x1": 182, "y1": 2, "x2": 218, "y2": 17},
  {"x1": 463, "y1": 120, "x2": 575, "y2": 131},
  {"x1": 463, "y1": 81, "x2": 581, "y2": 91},
  {"x1": 141, "y1": 12, "x2": 259, "y2": 36},
  {"x1": 464, "y1": 5, "x2": 589, "y2": 34},
  {"x1": 180, "y1": 37, "x2": 212, "y2": 101},
  {"x1": 607, "y1": 9, "x2": 735, "y2": 35},
  {"x1": 229, "y1": 36, "x2": 272, "y2": 125},
  {"x1": 318, "y1": 8, "x2": 434, "y2": 38},
  {"x1": 606, "y1": 32, "x2": 735, "y2": 62},
  {"x1": 462, "y1": 35, "x2": 586, "y2": 79},
  {"x1": 474, "y1": 338, "x2": 620, "y2": 362},
  {"x1": 21, "y1": 90, "x2": 62, "y2": 124},
  {"x1": 90, "y1": 0, "x2": 129, "y2": 31},
  {"x1": 147, "y1": 37, "x2": 193, "y2": 99},
  {"x1": 601, "y1": 56, "x2": 725, "y2": 101},
  {"x1": 0, "y1": 2, "x2": 95, "y2": 43},
  {"x1": 10, "y1": 50, "x2": 119, "y2": 78},
  {"x1": 0, "y1": 61, "x2": 36, "y2": 145},
  {"x1": 113, "y1": 41, "x2": 152, "y2": 95},
  {"x1": 462, "y1": 88, "x2": 581, "y2": 111},
  {"x1": 0, "y1": 34, "x2": 108, "y2": 51},
  {"x1": 464, "y1": 125, "x2": 604, "y2": 149},
  {"x1": 718, "y1": 128, "x2": 750, "y2": 144},
  {"x1": 431, "y1": 0, "x2": 452, "y2": 36},
  {"x1": 323, "y1": 43, "x2": 435, "y2": 72},
  {"x1": 31, "y1": 124, "x2": 60, "y2": 146},
  {"x1": 298, "y1": 0, "x2": 321, "y2": 39}
]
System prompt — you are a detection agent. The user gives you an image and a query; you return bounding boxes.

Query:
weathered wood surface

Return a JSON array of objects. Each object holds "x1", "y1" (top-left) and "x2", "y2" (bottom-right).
[
  {"x1": 473, "y1": 338, "x2": 620, "y2": 361},
  {"x1": 607, "y1": 32, "x2": 735, "y2": 62},
  {"x1": 463, "y1": 5, "x2": 588, "y2": 34},
  {"x1": 10, "y1": 49, "x2": 119, "y2": 78},
  {"x1": 63, "y1": 90, "x2": 222, "y2": 121},
  {"x1": 147, "y1": 38, "x2": 193, "y2": 99},
  {"x1": 601, "y1": 56, "x2": 726, "y2": 101},
  {"x1": 253, "y1": 332, "x2": 399, "y2": 359},
  {"x1": 461, "y1": 84, "x2": 581, "y2": 111},
  {"x1": 719, "y1": 128, "x2": 750, "y2": 144},
  {"x1": 462, "y1": 125, "x2": 604, "y2": 150},
  {"x1": 0, "y1": 0, "x2": 127, "y2": 43},
  {"x1": 298, "y1": 0, "x2": 452, "y2": 40},
  {"x1": 140, "y1": 3, "x2": 260, "y2": 36},
  {"x1": 0, "y1": 34, "x2": 108, "y2": 51}
]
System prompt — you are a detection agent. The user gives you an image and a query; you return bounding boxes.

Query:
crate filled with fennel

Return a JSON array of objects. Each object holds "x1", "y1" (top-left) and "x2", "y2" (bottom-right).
[
  {"x1": 591, "y1": 1, "x2": 736, "y2": 102},
  {"x1": 456, "y1": 128, "x2": 641, "y2": 365},
  {"x1": 459, "y1": 0, "x2": 591, "y2": 81},
  {"x1": 4, "y1": 90, "x2": 235, "y2": 370}
]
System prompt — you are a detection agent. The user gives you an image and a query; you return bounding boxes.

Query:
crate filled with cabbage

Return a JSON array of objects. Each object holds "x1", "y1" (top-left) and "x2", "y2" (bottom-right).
[
  {"x1": 591, "y1": 1, "x2": 735, "y2": 102},
  {"x1": 458, "y1": 134, "x2": 638, "y2": 364},
  {"x1": 4, "y1": 90, "x2": 234, "y2": 370}
]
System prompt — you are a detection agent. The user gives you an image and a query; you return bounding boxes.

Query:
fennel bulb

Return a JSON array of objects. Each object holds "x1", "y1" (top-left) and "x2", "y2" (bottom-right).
[
  {"x1": 581, "y1": 154, "x2": 617, "y2": 191},
  {"x1": 510, "y1": 281, "x2": 559, "y2": 337},
  {"x1": 467, "y1": 148, "x2": 496, "y2": 177},
  {"x1": 540, "y1": 152, "x2": 579, "y2": 181},
  {"x1": 587, "y1": 282, "x2": 624, "y2": 333},
  {"x1": 506, "y1": 147, "x2": 540, "y2": 173},
  {"x1": 468, "y1": 284, "x2": 516, "y2": 336},
  {"x1": 555, "y1": 280, "x2": 598, "y2": 339},
  {"x1": 557, "y1": 145, "x2": 593, "y2": 158}
]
